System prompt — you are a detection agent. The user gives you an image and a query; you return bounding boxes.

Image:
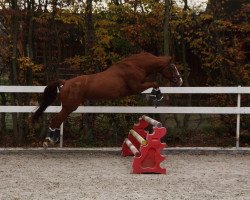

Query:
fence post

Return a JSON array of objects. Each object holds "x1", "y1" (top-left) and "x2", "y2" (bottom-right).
[
  {"x1": 236, "y1": 86, "x2": 241, "y2": 149},
  {"x1": 59, "y1": 103, "x2": 64, "y2": 148},
  {"x1": 60, "y1": 123, "x2": 64, "y2": 148}
]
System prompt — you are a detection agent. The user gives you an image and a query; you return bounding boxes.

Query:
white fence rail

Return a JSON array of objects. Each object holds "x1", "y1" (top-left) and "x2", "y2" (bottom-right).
[{"x1": 0, "y1": 86, "x2": 249, "y2": 148}]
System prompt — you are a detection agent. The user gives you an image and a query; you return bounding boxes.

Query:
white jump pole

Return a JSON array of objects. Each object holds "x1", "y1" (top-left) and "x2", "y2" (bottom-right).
[
  {"x1": 129, "y1": 129, "x2": 147, "y2": 146},
  {"x1": 142, "y1": 115, "x2": 162, "y2": 127},
  {"x1": 124, "y1": 138, "x2": 140, "y2": 156}
]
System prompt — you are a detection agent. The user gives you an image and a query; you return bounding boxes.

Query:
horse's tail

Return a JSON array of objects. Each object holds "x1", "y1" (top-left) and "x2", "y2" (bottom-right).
[{"x1": 32, "y1": 79, "x2": 64, "y2": 123}]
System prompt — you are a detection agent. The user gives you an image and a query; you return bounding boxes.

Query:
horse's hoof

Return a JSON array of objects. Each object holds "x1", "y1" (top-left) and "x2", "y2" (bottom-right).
[
  {"x1": 43, "y1": 141, "x2": 48, "y2": 149},
  {"x1": 150, "y1": 88, "x2": 163, "y2": 102},
  {"x1": 43, "y1": 137, "x2": 55, "y2": 149}
]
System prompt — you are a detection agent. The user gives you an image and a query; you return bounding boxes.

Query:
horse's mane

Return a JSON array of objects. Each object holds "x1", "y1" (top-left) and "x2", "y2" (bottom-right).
[{"x1": 110, "y1": 52, "x2": 159, "y2": 69}]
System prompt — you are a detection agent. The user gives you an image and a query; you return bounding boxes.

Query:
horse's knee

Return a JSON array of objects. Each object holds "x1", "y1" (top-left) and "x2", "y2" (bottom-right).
[
  {"x1": 50, "y1": 106, "x2": 76, "y2": 129},
  {"x1": 152, "y1": 82, "x2": 159, "y2": 89}
]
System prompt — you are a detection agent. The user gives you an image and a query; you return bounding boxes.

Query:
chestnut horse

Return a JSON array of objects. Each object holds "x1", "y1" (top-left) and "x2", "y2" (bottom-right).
[{"x1": 32, "y1": 52, "x2": 182, "y2": 146}]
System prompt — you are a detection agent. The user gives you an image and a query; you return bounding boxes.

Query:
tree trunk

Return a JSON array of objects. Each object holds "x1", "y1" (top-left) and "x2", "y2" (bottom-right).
[
  {"x1": 164, "y1": 0, "x2": 170, "y2": 56},
  {"x1": 160, "y1": 0, "x2": 171, "y2": 128},
  {"x1": 10, "y1": 0, "x2": 20, "y2": 145},
  {"x1": 26, "y1": 0, "x2": 34, "y2": 85},
  {"x1": 83, "y1": 0, "x2": 96, "y2": 143},
  {"x1": 16, "y1": 0, "x2": 35, "y2": 145},
  {"x1": 85, "y1": 0, "x2": 95, "y2": 56},
  {"x1": 112, "y1": 0, "x2": 120, "y2": 6},
  {"x1": 181, "y1": 0, "x2": 192, "y2": 129}
]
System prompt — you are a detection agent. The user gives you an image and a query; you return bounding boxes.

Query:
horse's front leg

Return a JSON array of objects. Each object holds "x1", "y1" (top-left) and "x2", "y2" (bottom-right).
[
  {"x1": 129, "y1": 81, "x2": 159, "y2": 93},
  {"x1": 139, "y1": 82, "x2": 163, "y2": 102},
  {"x1": 43, "y1": 105, "x2": 78, "y2": 148},
  {"x1": 131, "y1": 81, "x2": 163, "y2": 105}
]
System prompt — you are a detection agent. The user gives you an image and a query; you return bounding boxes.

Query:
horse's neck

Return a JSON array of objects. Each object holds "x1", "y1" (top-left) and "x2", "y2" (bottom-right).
[
  {"x1": 107, "y1": 54, "x2": 169, "y2": 74},
  {"x1": 143, "y1": 57, "x2": 167, "y2": 74}
]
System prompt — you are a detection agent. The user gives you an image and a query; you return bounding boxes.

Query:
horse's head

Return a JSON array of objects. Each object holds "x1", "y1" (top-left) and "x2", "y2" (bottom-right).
[{"x1": 161, "y1": 63, "x2": 183, "y2": 86}]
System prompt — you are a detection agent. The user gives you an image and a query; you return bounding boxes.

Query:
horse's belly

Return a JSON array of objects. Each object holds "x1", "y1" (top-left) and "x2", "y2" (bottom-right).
[{"x1": 86, "y1": 77, "x2": 128, "y2": 99}]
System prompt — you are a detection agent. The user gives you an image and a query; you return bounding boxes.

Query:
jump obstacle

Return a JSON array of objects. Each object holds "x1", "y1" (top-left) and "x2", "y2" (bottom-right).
[{"x1": 122, "y1": 115, "x2": 166, "y2": 174}]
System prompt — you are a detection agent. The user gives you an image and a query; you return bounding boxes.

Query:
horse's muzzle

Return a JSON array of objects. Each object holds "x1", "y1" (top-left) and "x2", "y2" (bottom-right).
[{"x1": 171, "y1": 76, "x2": 183, "y2": 86}]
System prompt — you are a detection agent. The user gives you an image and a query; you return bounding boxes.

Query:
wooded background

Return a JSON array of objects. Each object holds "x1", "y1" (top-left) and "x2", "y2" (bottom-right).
[{"x1": 0, "y1": 0, "x2": 249, "y2": 147}]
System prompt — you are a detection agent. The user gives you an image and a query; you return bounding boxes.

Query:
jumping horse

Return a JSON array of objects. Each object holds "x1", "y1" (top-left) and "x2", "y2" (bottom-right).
[{"x1": 32, "y1": 52, "x2": 183, "y2": 147}]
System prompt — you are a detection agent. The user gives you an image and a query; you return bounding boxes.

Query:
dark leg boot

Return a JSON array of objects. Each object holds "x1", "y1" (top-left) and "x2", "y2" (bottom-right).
[
  {"x1": 43, "y1": 128, "x2": 60, "y2": 149},
  {"x1": 150, "y1": 88, "x2": 163, "y2": 101}
]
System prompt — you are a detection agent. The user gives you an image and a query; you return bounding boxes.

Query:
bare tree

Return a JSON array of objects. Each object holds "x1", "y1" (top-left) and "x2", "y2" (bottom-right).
[{"x1": 10, "y1": 0, "x2": 20, "y2": 144}]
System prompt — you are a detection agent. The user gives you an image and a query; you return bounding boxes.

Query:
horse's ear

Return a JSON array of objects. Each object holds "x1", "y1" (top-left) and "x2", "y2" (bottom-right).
[{"x1": 168, "y1": 56, "x2": 174, "y2": 63}]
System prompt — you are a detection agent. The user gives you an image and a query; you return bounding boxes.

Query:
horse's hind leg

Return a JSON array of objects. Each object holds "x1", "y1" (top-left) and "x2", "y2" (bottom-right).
[
  {"x1": 50, "y1": 105, "x2": 78, "y2": 129},
  {"x1": 43, "y1": 105, "x2": 78, "y2": 148}
]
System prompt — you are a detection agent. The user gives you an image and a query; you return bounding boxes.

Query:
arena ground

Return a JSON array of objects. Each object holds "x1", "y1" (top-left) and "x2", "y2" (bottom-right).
[{"x1": 0, "y1": 149, "x2": 249, "y2": 200}]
